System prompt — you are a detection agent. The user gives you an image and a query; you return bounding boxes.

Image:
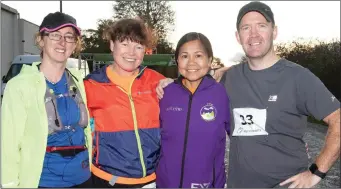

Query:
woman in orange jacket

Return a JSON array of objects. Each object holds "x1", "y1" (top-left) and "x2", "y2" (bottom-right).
[{"x1": 84, "y1": 18, "x2": 165, "y2": 188}]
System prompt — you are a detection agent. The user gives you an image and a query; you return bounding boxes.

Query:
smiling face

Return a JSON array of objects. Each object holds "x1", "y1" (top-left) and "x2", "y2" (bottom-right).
[
  {"x1": 110, "y1": 39, "x2": 145, "y2": 75},
  {"x1": 39, "y1": 26, "x2": 77, "y2": 64},
  {"x1": 236, "y1": 11, "x2": 277, "y2": 59},
  {"x1": 177, "y1": 40, "x2": 212, "y2": 82}
]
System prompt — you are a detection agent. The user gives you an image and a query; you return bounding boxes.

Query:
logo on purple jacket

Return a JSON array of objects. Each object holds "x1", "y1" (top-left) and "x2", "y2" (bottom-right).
[{"x1": 200, "y1": 103, "x2": 217, "y2": 121}]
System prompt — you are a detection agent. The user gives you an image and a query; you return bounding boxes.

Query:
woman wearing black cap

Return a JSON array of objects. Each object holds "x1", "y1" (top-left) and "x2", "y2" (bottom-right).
[{"x1": 1, "y1": 12, "x2": 92, "y2": 188}]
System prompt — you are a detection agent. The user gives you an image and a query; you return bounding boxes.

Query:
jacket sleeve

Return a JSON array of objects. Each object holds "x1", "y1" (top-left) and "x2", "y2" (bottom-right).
[
  {"x1": 1, "y1": 82, "x2": 26, "y2": 188},
  {"x1": 69, "y1": 69, "x2": 93, "y2": 171},
  {"x1": 83, "y1": 80, "x2": 93, "y2": 127}
]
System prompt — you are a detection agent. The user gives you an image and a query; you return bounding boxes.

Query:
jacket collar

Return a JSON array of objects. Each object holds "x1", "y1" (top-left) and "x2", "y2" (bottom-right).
[
  {"x1": 84, "y1": 64, "x2": 147, "y2": 83},
  {"x1": 174, "y1": 74, "x2": 216, "y2": 94},
  {"x1": 26, "y1": 61, "x2": 80, "y2": 82}
]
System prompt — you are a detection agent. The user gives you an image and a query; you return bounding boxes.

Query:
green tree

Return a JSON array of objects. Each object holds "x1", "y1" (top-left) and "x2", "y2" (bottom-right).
[
  {"x1": 81, "y1": 19, "x2": 114, "y2": 53},
  {"x1": 113, "y1": 0, "x2": 175, "y2": 53},
  {"x1": 276, "y1": 38, "x2": 340, "y2": 100},
  {"x1": 155, "y1": 38, "x2": 175, "y2": 54}
]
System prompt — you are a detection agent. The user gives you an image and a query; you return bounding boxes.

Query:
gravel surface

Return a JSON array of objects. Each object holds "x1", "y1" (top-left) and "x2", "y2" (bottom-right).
[{"x1": 224, "y1": 123, "x2": 340, "y2": 188}]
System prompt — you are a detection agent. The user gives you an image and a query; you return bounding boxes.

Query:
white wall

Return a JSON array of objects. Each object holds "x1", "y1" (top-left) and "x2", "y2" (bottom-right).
[
  {"x1": 19, "y1": 19, "x2": 39, "y2": 55},
  {"x1": 1, "y1": 4, "x2": 20, "y2": 77},
  {"x1": 1, "y1": 3, "x2": 39, "y2": 78}
]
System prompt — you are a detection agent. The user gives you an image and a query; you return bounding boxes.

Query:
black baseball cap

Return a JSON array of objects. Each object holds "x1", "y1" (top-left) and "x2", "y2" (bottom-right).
[
  {"x1": 39, "y1": 12, "x2": 81, "y2": 35},
  {"x1": 236, "y1": 1, "x2": 275, "y2": 29}
]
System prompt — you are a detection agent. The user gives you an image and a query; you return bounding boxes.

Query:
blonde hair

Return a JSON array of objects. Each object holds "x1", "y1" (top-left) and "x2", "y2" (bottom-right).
[{"x1": 34, "y1": 31, "x2": 82, "y2": 58}]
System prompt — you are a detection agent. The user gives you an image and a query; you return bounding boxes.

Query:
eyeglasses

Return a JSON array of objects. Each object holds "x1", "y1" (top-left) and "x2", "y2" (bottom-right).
[{"x1": 43, "y1": 32, "x2": 77, "y2": 43}]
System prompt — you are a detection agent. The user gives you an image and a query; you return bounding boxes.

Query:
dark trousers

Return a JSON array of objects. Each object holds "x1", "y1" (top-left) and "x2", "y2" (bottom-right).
[
  {"x1": 92, "y1": 173, "x2": 155, "y2": 188},
  {"x1": 38, "y1": 177, "x2": 93, "y2": 188}
]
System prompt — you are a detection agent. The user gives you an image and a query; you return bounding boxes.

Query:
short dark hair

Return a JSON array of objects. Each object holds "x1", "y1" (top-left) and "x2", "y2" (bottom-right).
[
  {"x1": 174, "y1": 32, "x2": 213, "y2": 64},
  {"x1": 103, "y1": 18, "x2": 152, "y2": 47}
]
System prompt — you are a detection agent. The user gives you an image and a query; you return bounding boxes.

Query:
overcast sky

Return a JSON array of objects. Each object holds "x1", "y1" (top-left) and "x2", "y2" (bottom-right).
[{"x1": 2, "y1": 1, "x2": 340, "y2": 65}]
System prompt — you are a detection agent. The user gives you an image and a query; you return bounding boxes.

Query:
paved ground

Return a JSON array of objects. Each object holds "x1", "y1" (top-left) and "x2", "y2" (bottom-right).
[{"x1": 224, "y1": 123, "x2": 340, "y2": 188}]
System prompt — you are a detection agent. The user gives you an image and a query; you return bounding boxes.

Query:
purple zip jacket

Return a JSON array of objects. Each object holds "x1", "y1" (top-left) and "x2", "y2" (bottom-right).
[{"x1": 156, "y1": 75, "x2": 230, "y2": 188}]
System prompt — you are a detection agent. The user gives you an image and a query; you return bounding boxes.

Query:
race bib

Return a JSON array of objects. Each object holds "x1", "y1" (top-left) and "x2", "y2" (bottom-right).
[{"x1": 232, "y1": 108, "x2": 268, "y2": 136}]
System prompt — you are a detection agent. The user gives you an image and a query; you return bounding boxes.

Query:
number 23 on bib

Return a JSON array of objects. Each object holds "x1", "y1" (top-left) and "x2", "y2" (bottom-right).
[{"x1": 232, "y1": 108, "x2": 268, "y2": 136}]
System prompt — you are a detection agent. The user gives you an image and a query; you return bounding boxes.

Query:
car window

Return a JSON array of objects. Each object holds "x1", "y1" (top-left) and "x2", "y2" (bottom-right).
[{"x1": 3, "y1": 63, "x2": 31, "y2": 83}]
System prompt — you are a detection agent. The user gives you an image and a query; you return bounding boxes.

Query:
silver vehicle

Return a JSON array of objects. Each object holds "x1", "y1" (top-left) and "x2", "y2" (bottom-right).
[{"x1": 1, "y1": 55, "x2": 87, "y2": 98}]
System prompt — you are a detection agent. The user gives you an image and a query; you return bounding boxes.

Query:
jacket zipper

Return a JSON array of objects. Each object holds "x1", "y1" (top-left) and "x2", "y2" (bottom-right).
[
  {"x1": 178, "y1": 77, "x2": 207, "y2": 187},
  {"x1": 116, "y1": 67, "x2": 147, "y2": 177},
  {"x1": 179, "y1": 94, "x2": 193, "y2": 188},
  {"x1": 128, "y1": 94, "x2": 146, "y2": 177},
  {"x1": 87, "y1": 66, "x2": 147, "y2": 176},
  {"x1": 212, "y1": 157, "x2": 216, "y2": 187}
]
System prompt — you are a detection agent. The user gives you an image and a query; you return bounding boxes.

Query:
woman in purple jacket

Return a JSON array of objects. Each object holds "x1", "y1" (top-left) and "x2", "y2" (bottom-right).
[{"x1": 156, "y1": 32, "x2": 231, "y2": 188}]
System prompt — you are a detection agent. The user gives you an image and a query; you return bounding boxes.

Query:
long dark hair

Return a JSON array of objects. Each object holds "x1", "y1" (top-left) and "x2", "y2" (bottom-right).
[{"x1": 174, "y1": 32, "x2": 213, "y2": 64}]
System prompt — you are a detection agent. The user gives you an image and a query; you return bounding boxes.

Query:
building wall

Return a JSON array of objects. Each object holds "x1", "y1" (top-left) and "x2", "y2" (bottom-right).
[
  {"x1": 1, "y1": 3, "x2": 39, "y2": 78},
  {"x1": 1, "y1": 4, "x2": 20, "y2": 77},
  {"x1": 19, "y1": 19, "x2": 39, "y2": 55}
]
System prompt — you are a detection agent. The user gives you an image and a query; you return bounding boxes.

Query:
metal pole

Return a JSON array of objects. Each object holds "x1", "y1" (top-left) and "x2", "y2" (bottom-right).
[{"x1": 60, "y1": 0, "x2": 62, "y2": 12}]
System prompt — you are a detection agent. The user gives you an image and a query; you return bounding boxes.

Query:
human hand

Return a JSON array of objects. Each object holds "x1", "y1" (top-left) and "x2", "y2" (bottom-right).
[
  {"x1": 156, "y1": 78, "x2": 174, "y2": 99},
  {"x1": 279, "y1": 170, "x2": 321, "y2": 188},
  {"x1": 212, "y1": 66, "x2": 230, "y2": 82}
]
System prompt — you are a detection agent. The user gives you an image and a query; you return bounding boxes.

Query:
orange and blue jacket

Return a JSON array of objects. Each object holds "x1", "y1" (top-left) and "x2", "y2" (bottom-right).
[{"x1": 83, "y1": 65, "x2": 165, "y2": 184}]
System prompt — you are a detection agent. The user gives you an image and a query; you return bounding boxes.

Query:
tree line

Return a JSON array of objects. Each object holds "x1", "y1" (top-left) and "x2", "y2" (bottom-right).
[
  {"x1": 236, "y1": 38, "x2": 340, "y2": 100},
  {"x1": 80, "y1": 1, "x2": 339, "y2": 100},
  {"x1": 81, "y1": 1, "x2": 175, "y2": 54},
  {"x1": 275, "y1": 38, "x2": 340, "y2": 100}
]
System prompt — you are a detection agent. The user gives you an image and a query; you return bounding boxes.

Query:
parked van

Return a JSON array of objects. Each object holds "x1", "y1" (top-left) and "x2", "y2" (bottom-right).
[{"x1": 1, "y1": 55, "x2": 88, "y2": 97}]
